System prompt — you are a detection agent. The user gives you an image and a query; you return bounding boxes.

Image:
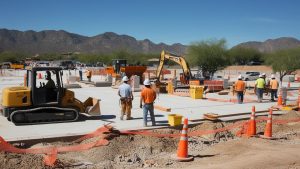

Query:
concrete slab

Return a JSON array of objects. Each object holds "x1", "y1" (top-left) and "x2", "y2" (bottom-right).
[{"x1": 0, "y1": 70, "x2": 299, "y2": 142}]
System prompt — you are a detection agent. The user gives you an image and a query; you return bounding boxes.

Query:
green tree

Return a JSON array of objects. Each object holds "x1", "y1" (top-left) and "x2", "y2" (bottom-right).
[
  {"x1": 187, "y1": 39, "x2": 229, "y2": 78},
  {"x1": 228, "y1": 46, "x2": 262, "y2": 65},
  {"x1": 265, "y1": 47, "x2": 300, "y2": 84},
  {"x1": 0, "y1": 52, "x2": 28, "y2": 62}
]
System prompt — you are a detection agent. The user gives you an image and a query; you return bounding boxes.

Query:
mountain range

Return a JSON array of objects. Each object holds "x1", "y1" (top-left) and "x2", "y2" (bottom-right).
[
  {"x1": 0, "y1": 29, "x2": 186, "y2": 54},
  {"x1": 0, "y1": 29, "x2": 300, "y2": 54},
  {"x1": 234, "y1": 37, "x2": 300, "y2": 53}
]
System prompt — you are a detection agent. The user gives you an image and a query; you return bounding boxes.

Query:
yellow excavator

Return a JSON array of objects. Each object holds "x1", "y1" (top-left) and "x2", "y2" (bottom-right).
[
  {"x1": 155, "y1": 50, "x2": 198, "y2": 92},
  {"x1": 156, "y1": 50, "x2": 192, "y2": 84},
  {"x1": 1, "y1": 67, "x2": 100, "y2": 125}
]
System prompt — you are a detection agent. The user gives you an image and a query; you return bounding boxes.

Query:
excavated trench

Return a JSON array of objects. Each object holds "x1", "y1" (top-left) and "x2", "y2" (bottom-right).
[{"x1": 1, "y1": 110, "x2": 300, "y2": 169}]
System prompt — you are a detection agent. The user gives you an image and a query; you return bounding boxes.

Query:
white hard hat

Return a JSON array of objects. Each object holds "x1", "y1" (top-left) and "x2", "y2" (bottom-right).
[
  {"x1": 238, "y1": 75, "x2": 243, "y2": 79},
  {"x1": 271, "y1": 74, "x2": 275, "y2": 79},
  {"x1": 259, "y1": 74, "x2": 263, "y2": 78},
  {"x1": 143, "y1": 79, "x2": 151, "y2": 85},
  {"x1": 122, "y1": 76, "x2": 129, "y2": 81},
  {"x1": 262, "y1": 73, "x2": 266, "y2": 76}
]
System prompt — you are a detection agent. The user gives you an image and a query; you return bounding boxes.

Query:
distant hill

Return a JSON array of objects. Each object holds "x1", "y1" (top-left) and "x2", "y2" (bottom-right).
[
  {"x1": 235, "y1": 37, "x2": 300, "y2": 53},
  {"x1": 1, "y1": 29, "x2": 300, "y2": 55},
  {"x1": 0, "y1": 29, "x2": 186, "y2": 54}
]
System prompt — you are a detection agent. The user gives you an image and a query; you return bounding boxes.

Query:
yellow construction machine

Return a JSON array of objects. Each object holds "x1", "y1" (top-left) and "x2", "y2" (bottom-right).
[
  {"x1": 1, "y1": 67, "x2": 100, "y2": 125},
  {"x1": 155, "y1": 50, "x2": 199, "y2": 92},
  {"x1": 156, "y1": 50, "x2": 193, "y2": 84}
]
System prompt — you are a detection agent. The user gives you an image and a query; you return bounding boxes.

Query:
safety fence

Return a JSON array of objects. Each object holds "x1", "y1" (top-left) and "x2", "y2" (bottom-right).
[
  {"x1": 1, "y1": 116, "x2": 300, "y2": 166},
  {"x1": 120, "y1": 116, "x2": 300, "y2": 138},
  {"x1": 0, "y1": 125, "x2": 112, "y2": 166},
  {"x1": 204, "y1": 80, "x2": 224, "y2": 91},
  {"x1": 89, "y1": 68, "x2": 107, "y2": 76}
]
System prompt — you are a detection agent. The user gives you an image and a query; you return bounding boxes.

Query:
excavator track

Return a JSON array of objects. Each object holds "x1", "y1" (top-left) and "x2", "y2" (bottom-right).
[{"x1": 10, "y1": 107, "x2": 79, "y2": 125}]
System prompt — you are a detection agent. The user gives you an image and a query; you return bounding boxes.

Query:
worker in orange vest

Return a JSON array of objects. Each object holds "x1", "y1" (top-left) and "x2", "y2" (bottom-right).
[
  {"x1": 85, "y1": 69, "x2": 92, "y2": 82},
  {"x1": 234, "y1": 75, "x2": 246, "y2": 104},
  {"x1": 269, "y1": 74, "x2": 279, "y2": 102}
]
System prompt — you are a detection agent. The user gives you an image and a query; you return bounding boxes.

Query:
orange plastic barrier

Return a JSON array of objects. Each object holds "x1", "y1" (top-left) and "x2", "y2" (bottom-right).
[
  {"x1": 204, "y1": 80, "x2": 224, "y2": 91},
  {"x1": 0, "y1": 125, "x2": 111, "y2": 166}
]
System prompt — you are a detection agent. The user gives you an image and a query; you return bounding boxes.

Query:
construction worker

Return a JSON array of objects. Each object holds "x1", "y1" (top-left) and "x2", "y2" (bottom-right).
[
  {"x1": 118, "y1": 76, "x2": 133, "y2": 120},
  {"x1": 234, "y1": 75, "x2": 246, "y2": 104},
  {"x1": 269, "y1": 74, "x2": 279, "y2": 102},
  {"x1": 255, "y1": 74, "x2": 265, "y2": 103},
  {"x1": 262, "y1": 72, "x2": 269, "y2": 95},
  {"x1": 78, "y1": 67, "x2": 83, "y2": 81},
  {"x1": 140, "y1": 79, "x2": 157, "y2": 127},
  {"x1": 44, "y1": 71, "x2": 55, "y2": 89},
  {"x1": 86, "y1": 69, "x2": 92, "y2": 82}
]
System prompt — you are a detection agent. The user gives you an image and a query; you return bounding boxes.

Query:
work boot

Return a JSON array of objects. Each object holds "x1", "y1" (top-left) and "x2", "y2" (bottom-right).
[{"x1": 126, "y1": 117, "x2": 133, "y2": 120}]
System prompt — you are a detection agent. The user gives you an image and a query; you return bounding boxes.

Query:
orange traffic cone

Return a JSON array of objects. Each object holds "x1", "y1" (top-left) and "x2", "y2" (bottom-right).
[
  {"x1": 261, "y1": 109, "x2": 273, "y2": 139},
  {"x1": 176, "y1": 118, "x2": 194, "y2": 162},
  {"x1": 277, "y1": 94, "x2": 282, "y2": 106},
  {"x1": 247, "y1": 106, "x2": 256, "y2": 137}
]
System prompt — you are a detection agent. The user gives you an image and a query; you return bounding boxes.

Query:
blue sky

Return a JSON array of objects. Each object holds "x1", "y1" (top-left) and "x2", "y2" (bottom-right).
[{"x1": 0, "y1": 0, "x2": 299, "y2": 47}]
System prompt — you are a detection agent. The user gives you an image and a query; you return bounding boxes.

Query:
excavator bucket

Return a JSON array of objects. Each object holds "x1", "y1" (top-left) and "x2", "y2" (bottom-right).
[{"x1": 83, "y1": 97, "x2": 101, "y2": 116}]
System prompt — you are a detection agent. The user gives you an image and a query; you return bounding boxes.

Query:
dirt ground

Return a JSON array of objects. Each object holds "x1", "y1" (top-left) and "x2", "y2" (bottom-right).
[{"x1": 1, "y1": 111, "x2": 300, "y2": 169}]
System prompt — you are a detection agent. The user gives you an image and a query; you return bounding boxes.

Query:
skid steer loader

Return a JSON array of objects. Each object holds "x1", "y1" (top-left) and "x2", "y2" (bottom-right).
[{"x1": 1, "y1": 67, "x2": 101, "y2": 125}]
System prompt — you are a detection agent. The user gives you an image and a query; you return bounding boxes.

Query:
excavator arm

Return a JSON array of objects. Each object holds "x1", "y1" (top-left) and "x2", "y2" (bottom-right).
[{"x1": 156, "y1": 50, "x2": 192, "y2": 80}]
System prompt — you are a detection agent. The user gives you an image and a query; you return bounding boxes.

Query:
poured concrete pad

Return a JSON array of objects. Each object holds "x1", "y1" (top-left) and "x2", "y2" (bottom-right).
[{"x1": 0, "y1": 70, "x2": 299, "y2": 141}]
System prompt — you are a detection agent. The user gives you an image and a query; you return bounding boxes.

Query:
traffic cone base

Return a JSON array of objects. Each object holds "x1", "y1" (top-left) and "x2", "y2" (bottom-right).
[
  {"x1": 173, "y1": 154, "x2": 194, "y2": 162},
  {"x1": 259, "y1": 135, "x2": 275, "y2": 140}
]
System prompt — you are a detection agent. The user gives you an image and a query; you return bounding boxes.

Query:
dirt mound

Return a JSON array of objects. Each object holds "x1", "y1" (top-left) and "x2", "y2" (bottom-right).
[
  {"x1": 0, "y1": 152, "x2": 44, "y2": 169},
  {"x1": 274, "y1": 110, "x2": 300, "y2": 120},
  {"x1": 58, "y1": 134, "x2": 179, "y2": 168}
]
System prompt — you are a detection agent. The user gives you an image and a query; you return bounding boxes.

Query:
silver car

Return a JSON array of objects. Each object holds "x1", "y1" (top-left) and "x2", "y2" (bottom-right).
[{"x1": 244, "y1": 72, "x2": 260, "y2": 81}]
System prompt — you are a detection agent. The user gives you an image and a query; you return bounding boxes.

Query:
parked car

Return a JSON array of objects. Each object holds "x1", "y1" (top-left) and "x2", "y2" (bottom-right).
[{"x1": 243, "y1": 72, "x2": 260, "y2": 81}]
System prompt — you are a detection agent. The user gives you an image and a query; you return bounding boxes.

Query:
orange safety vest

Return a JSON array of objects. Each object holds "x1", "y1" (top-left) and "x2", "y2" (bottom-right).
[
  {"x1": 86, "y1": 70, "x2": 92, "y2": 77},
  {"x1": 235, "y1": 80, "x2": 245, "y2": 92},
  {"x1": 270, "y1": 79, "x2": 278, "y2": 89}
]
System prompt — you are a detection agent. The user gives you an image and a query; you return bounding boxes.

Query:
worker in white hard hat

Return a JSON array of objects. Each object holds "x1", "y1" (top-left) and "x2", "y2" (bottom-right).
[
  {"x1": 118, "y1": 76, "x2": 133, "y2": 120},
  {"x1": 140, "y1": 79, "x2": 157, "y2": 127},
  {"x1": 269, "y1": 74, "x2": 279, "y2": 102},
  {"x1": 234, "y1": 75, "x2": 246, "y2": 104},
  {"x1": 255, "y1": 74, "x2": 266, "y2": 103}
]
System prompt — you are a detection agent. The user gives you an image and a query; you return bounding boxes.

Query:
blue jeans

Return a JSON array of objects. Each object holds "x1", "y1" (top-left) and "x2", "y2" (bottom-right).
[
  {"x1": 270, "y1": 89, "x2": 278, "y2": 101},
  {"x1": 143, "y1": 104, "x2": 156, "y2": 126},
  {"x1": 79, "y1": 71, "x2": 83, "y2": 81},
  {"x1": 256, "y1": 88, "x2": 264, "y2": 102},
  {"x1": 236, "y1": 91, "x2": 244, "y2": 104}
]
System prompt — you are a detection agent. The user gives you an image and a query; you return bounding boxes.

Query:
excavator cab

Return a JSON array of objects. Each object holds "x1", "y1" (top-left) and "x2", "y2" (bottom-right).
[{"x1": 28, "y1": 67, "x2": 63, "y2": 105}]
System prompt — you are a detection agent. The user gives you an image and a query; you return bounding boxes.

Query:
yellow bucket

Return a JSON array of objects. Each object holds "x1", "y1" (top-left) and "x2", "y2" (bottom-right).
[
  {"x1": 190, "y1": 85, "x2": 204, "y2": 99},
  {"x1": 168, "y1": 114, "x2": 183, "y2": 126}
]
